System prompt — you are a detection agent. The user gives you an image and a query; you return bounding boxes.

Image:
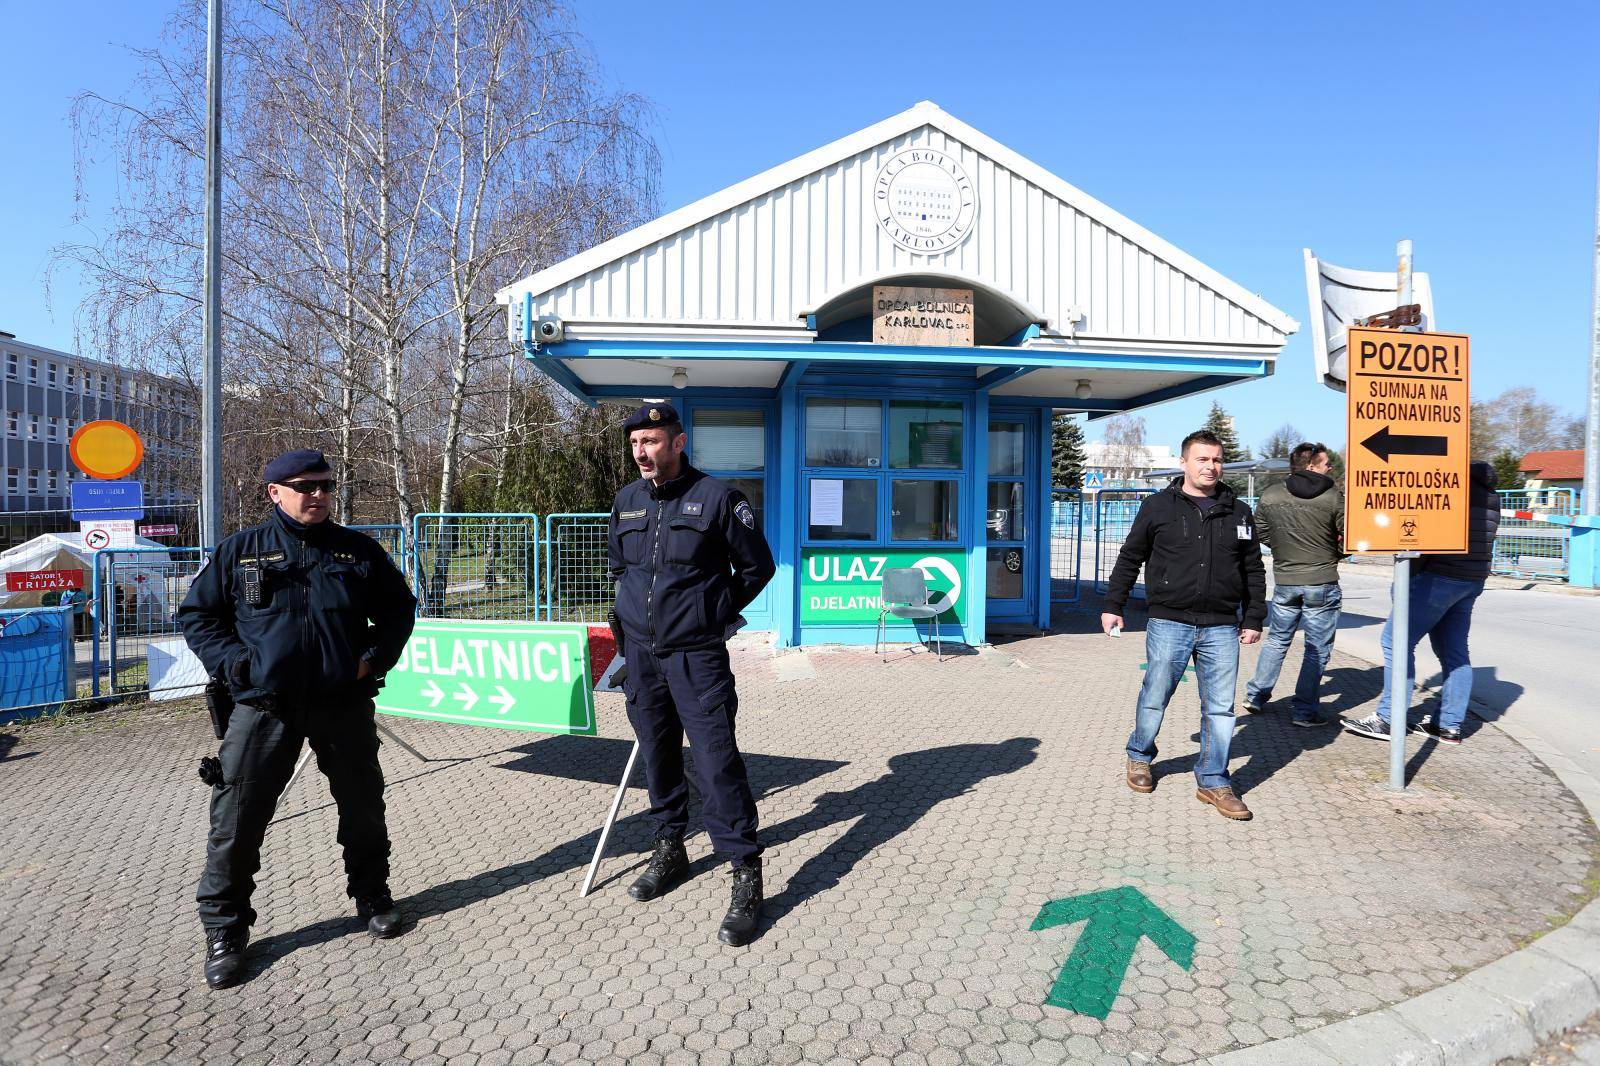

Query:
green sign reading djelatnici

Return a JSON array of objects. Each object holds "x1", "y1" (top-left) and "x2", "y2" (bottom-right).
[
  {"x1": 377, "y1": 619, "x2": 595, "y2": 735},
  {"x1": 800, "y1": 549, "x2": 966, "y2": 625}
]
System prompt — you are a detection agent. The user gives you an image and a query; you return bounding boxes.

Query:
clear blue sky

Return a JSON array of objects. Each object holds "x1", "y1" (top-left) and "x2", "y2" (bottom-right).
[{"x1": 5, "y1": 0, "x2": 1597, "y2": 454}]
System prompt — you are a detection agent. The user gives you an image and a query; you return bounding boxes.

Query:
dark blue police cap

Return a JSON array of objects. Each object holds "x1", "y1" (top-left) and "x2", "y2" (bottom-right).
[
  {"x1": 262, "y1": 449, "x2": 331, "y2": 483},
  {"x1": 621, "y1": 403, "x2": 682, "y2": 436}
]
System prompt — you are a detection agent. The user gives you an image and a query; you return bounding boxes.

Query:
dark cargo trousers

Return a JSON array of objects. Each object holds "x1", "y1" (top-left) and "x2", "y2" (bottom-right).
[
  {"x1": 197, "y1": 700, "x2": 391, "y2": 932},
  {"x1": 624, "y1": 645, "x2": 761, "y2": 863}
]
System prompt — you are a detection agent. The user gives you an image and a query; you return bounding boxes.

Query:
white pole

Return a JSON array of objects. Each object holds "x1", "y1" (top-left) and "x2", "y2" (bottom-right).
[
  {"x1": 582, "y1": 739, "x2": 640, "y2": 897},
  {"x1": 1585, "y1": 112, "x2": 1600, "y2": 518},
  {"x1": 1389, "y1": 240, "x2": 1416, "y2": 791},
  {"x1": 200, "y1": 0, "x2": 224, "y2": 549}
]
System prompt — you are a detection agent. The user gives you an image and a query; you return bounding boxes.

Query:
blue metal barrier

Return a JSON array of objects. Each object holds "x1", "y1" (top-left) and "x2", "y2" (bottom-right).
[
  {"x1": 1093, "y1": 490, "x2": 1156, "y2": 595},
  {"x1": 542, "y1": 513, "x2": 611, "y2": 622},
  {"x1": 0, "y1": 606, "x2": 76, "y2": 722},
  {"x1": 1050, "y1": 489, "x2": 1084, "y2": 604},
  {"x1": 1494, "y1": 489, "x2": 1578, "y2": 579},
  {"x1": 410, "y1": 513, "x2": 542, "y2": 620},
  {"x1": 91, "y1": 547, "x2": 208, "y2": 698},
  {"x1": 350, "y1": 523, "x2": 409, "y2": 576}
]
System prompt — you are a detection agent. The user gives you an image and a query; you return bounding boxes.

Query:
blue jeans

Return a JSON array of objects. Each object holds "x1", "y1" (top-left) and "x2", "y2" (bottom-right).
[
  {"x1": 1245, "y1": 583, "x2": 1342, "y2": 721},
  {"x1": 1127, "y1": 618, "x2": 1240, "y2": 789},
  {"x1": 1375, "y1": 571, "x2": 1484, "y2": 731}
]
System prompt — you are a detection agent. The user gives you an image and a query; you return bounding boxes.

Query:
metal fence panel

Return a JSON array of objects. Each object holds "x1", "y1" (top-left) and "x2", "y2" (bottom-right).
[
  {"x1": 1493, "y1": 489, "x2": 1575, "y2": 578},
  {"x1": 543, "y1": 513, "x2": 612, "y2": 622},
  {"x1": 1093, "y1": 490, "x2": 1154, "y2": 596},
  {"x1": 94, "y1": 547, "x2": 209, "y2": 698},
  {"x1": 350, "y1": 523, "x2": 408, "y2": 577},
  {"x1": 1049, "y1": 489, "x2": 1084, "y2": 604},
  {"x1": 410, "y1": 513, "x2": 542, "y2": 620}
]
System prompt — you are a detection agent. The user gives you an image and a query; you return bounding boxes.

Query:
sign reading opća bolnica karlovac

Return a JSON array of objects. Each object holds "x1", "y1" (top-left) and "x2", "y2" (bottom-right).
[{"x1": 377, "y1": 619, "x2": 597, "y2": 736}]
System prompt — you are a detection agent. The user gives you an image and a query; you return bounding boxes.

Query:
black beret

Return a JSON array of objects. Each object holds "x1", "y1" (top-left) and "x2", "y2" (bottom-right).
[
  {"x1": 622, "y1": 403, "x2": 682, "y2": 436},
  {"x1": 263, "y1": 449, "x2": 332, "y2": 483}
]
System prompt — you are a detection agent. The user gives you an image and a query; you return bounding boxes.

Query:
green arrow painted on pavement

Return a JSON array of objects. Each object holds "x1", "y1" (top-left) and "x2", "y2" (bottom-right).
[{"x1": 1030, "y1": 887, "x2": 1195, "y2": 1018}]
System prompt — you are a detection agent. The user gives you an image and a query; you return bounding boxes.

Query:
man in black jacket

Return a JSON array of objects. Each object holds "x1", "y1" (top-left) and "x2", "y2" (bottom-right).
[
  {"x1": 178, "y1": 449, "x2": 418, "y2": 989},
  {"x1": 1102, "y1": 430, "x2": 1266, "y2": 820},
  {"x1": 607, "y1": 403, "x2": 775, "y2": 945},
  {"x1": 1344, "y1": 461, "x2": 1501, "y2": 745}
]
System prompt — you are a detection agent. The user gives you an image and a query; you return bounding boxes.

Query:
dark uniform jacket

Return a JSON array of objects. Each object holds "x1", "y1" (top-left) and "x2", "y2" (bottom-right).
[
  {"x1": 178, "y1": 507, "x2": 418, "y2": 707},
  {"x1": 1104, "y1": 478, "x2": 1268, "y2": 629},
  {"x1": 608, "y1": 465, "x2": 775, "y2": 655},
  {"x1": 1418, "y1": 461, "x2": 1500, "y2": 583},
  {"x1": 1255, "y1": 470, "x2": 1345, "y2": 586}
]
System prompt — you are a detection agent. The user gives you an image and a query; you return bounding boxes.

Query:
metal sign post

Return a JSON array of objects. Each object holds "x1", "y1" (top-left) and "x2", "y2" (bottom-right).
[
  {"x1": 1343, "y1": 242, "x2": 1470, "y2": 790},
  {"x1": 1389, "y1": 241, "x2": 1416, "y2": 791}
]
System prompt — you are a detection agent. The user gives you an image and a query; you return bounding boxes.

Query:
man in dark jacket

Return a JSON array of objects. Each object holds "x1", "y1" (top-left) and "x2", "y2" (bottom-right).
[
  {"x1": 607, "y1": 403, "x2": 775, "y2": 945},
  {"x1": 1345, "y1": 461, "x2": 1500, "y2": 745},
  {"x1": 1102, "y1": 430, "x2": 1266, "y2": 820},
  {"x1": 178, "y1": 449, "x2": 418, "y2": 989},
  {"x1": 1243, "y1": 442, "x2": 1345, "y2": 725}
]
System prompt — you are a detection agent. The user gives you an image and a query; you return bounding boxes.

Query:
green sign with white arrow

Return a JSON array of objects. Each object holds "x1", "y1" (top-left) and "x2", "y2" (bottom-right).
[
  {"x1": 1030, "y1": 887, "x2": 1195, "y2": 1019},
  {"x1": 377, "y1": 618, "x2": 596, "y2": 735}
]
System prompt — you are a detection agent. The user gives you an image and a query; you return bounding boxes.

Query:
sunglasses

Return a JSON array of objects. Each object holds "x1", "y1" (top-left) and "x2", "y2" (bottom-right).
[{"x1": 278, "y1": 478, "x2": 336, "y2": 496}]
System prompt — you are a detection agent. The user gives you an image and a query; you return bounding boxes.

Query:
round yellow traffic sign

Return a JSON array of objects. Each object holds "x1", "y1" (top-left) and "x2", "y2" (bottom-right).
[{"x1": 69, "y1": 421, "x2": 145, "y2": 481}]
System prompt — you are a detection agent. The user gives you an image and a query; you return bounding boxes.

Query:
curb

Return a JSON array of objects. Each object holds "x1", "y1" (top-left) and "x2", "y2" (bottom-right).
[{"x1": 1205, "y1": 692, "x2": 1600, "y2": 1064}]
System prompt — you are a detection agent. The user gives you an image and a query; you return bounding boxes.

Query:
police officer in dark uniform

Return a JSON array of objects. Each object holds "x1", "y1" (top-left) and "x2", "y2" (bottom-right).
[
  {"x1": 178, "y1": 449, "x2": 418, "y2": 989},
  {"x1": 608, "y1": 403, "x2": 775, "y2": 946}
]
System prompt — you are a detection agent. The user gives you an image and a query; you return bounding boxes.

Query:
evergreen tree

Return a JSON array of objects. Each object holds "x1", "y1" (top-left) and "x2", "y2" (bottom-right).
[
  {"x1": 1202, "y1": 401, "x2": 1249, "y2": 463},
  {"x1": 1491, "y1": 449, "x2": 1525, "y2": 491},
  {"x1": 1051, "y1": 414, "x2": 1088, "y2": 488}
]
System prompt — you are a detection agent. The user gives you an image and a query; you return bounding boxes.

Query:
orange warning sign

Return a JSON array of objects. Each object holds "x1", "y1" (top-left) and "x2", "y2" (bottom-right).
[
  {"x1": 1344, "y1": 328, "x2": 1470, "y2": 553},
  {"x1": 69, "y1": 420, "x2": 145, "y2": 481}
]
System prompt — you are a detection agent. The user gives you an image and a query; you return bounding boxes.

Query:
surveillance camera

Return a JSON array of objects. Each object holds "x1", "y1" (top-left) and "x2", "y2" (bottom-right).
[{"x1": 536, "y1": 316, "x2": 564, "y2": 344}]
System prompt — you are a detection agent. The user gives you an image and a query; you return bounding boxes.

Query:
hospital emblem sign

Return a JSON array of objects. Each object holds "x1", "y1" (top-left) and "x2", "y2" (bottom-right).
[{"x1": 873, "y1": 148, "x2": 978, "y2": 254}]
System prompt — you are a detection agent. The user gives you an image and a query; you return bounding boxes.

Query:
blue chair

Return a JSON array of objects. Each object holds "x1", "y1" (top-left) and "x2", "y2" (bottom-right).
[{"x1": 874, "y1": 567, "x2": 943, "y2": 662}]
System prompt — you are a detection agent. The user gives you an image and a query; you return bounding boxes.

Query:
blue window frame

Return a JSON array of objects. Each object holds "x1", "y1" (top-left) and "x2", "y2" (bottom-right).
[{"x1": 800, "y1": 393, "x2": 968, "y2": 549}]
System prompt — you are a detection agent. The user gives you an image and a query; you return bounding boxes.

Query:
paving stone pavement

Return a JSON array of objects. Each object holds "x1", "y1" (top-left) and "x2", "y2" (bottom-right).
[{"x1": 1, "y1": 609, "x2": 1596, "y2": 1065}]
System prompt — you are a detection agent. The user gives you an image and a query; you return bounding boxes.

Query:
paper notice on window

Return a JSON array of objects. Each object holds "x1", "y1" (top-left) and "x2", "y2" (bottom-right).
[{"x1": 810, "y1": 479, "x2": 844, "y2": 526}]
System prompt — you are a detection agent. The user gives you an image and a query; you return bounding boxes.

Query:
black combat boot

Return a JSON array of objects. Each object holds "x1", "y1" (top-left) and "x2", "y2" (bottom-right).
[
  {"x1": 356, "y1": 893, "x2": 405, "y2": 938},
  {"x1": 718, "y1": 859, "x2": 763, "y2": 947},
  {"x1": 628, "y1": 837, "x2": 688, "y2": 901},
  {"x1": 203, "y1": 927, "x2": 249, "y2": 989}
]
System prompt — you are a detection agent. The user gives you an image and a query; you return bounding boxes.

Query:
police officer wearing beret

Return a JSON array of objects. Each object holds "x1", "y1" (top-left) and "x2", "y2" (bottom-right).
[
  {"x1": 609, "y1": 404, "x2": 775, "y2": 946},
  {"x1": 178, "y1": 449, "x2": 418, "y2": 989}
]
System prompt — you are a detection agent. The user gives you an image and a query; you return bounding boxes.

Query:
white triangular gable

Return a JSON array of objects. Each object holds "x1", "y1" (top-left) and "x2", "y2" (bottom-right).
[{"x1": 498, "y1": 102, "x2": 1297, "y2": 349}]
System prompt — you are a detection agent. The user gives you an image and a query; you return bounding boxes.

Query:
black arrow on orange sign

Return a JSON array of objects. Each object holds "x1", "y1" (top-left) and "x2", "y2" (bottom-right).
[{"x1": 1360, "y1": 425, "x2": 1449, "y2": 463}]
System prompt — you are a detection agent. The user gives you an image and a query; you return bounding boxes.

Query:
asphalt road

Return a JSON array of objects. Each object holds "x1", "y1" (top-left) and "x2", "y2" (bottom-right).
[{"x1": 1329, "y1": 562, "x2": 1600, "y2": 779}]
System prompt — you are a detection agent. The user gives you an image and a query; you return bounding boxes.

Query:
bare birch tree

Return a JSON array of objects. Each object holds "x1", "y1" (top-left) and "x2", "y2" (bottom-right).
[{"x1": 54, "y1": 0, "x2": 657, "y2": 531}]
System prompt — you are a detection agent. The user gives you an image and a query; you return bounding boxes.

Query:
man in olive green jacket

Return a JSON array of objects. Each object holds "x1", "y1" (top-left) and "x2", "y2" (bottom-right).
[{"x1": 1243, "y1": 442, "x2": 1345, "y2": 725}]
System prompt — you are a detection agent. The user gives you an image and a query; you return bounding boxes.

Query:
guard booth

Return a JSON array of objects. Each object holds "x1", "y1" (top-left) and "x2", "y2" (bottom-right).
[{"x1": 496, "y1": 102, "x2": 1297, "y2": 648}]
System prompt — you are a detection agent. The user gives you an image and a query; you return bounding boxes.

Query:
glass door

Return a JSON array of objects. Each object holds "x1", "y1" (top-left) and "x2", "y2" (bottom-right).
[
  {"x1": 688, "y1": 404, "x2": 773, "y2": 629},
  {"x1": 986, "y1": 413, "x2": 1035, "y2": 619}
]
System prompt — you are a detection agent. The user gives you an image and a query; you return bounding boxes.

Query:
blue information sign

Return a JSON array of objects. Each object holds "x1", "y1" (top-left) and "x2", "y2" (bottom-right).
[{"x1": 70, "y1": 480, "x2": 145, "y2": 522}]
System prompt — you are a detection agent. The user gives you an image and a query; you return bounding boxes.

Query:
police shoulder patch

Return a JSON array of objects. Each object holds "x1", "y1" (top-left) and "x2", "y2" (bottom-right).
[{"x1": 734, "y1": 500, "x2": 756, "y2": 530}]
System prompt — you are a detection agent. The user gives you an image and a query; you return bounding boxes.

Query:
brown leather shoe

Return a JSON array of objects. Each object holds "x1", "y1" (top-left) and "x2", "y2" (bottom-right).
[
  {"x1": 1126, "y1": 759, "x2": 1154, "y2": 793},
  {"x1": 1196, "y1": 786, "x2": 1252, "y2": 820}
]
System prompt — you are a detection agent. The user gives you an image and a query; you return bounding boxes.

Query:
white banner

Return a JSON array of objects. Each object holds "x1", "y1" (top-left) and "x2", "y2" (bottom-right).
[{"x1": 1303, "y1": 249, "x2": 1435, "y2": 392}]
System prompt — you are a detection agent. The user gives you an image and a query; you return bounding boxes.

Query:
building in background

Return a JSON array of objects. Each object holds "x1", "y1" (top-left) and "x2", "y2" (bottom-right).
[
  {"x1": 1519, "y1": 449, "x2": 1585, "y2": 506},
  {"x1": 496, "y1": 102, "x2": 1296, "y2": 645},
  {"x1": 1083, "y1": 442, "x2": 1181, "y2": 488},
  {"x1": 1, "y1": 331, "x2": 199, "y2": 549}
]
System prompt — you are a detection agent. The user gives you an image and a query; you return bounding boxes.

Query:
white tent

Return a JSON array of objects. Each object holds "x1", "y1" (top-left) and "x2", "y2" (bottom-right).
[{"x1": 0, "y1": 532, "x2": 173, "y2": 613}]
